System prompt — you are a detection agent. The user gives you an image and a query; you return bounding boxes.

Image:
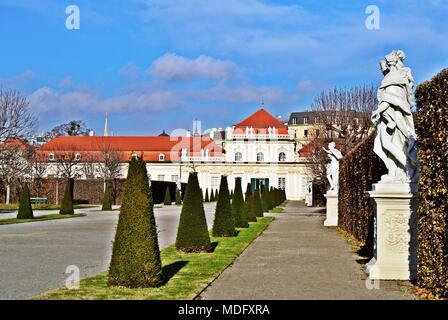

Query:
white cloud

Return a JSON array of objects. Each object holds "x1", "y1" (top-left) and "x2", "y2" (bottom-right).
[
  {"x1": 149, "y1": 53, "x2": 235, "y2": 81},
  {"x1": 118, "y1": 62, "x2": 141, "y2": 80}
]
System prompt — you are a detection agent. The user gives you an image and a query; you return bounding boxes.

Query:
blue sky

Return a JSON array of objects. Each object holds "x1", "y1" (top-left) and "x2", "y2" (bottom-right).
[{"x1": 1, "y1": 0, "x2": 447, "y2": 136}]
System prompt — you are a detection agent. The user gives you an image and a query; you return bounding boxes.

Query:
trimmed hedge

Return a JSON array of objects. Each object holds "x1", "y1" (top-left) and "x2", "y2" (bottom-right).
[
  {"x1": 164, "y1": 187, "x2": 172, "y2": 205},
  {"x1": 253, "y1": 189, "x2": 263, "y2": 217},
  {"x1": 338, "y1": 133, "x2": 386, "y2": 256},
  {"x1": 212, "y1": 176, "x2": 236, "y2": 237},
  {"x1": 415, "y1": 69, "x2": 448, "y2": 298},
  {"x1": 17, "y1": 183, "x2": 33, "y2": 219},
  {"x1": 244, "y1": 183, "x2": 257, "y2": 222},
  {"x1": 102, "y1": 186, "x2": 112, "y2": 211},
  {"x1": 175, "y1": 172, "x2": 211, "y2": 252},
  {"x1": 232, "y1": 177, "x2": 249, "y2": 228},
  {"x1": 59, "y1": 179, "x2": 74, "y2": 215},
  {"x1": 108, "y1": 156, "x2": 163, "y2": 288}
]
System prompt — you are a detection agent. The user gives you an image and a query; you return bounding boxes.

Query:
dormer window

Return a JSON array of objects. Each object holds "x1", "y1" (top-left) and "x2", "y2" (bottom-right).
[
  {"x1": 304, "y1": 117, "x2": 309, "y2": 124},
  {"x1": 75, "y1": 153, "x2": 82, "y2": 161},
  {"x1": 48, "y1": 153, "x2": 55, "y2": 161},
  {"x1": 159, "y1": 153, "x2": 166, "y2": 161}
]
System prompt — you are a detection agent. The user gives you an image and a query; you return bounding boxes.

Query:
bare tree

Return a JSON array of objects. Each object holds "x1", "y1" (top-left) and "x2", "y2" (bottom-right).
[
  {"x1": 0, "y1": 142, "x2": 32, "y2": 204},
  {"x1": 52, "y1": 145, "x2": 83, "y2": 179},
  {"x1": 306, "y1": 85, "x2": 377, "y2": 195},
  {"x1": 311, "y1": 85, "x2": 376, "y2": 152},
  {"x1": 96, "y1": 140, "x2": 123, "y2": 204},
  {"x1": 27, "y1": 150, "x2": 49, "y2": 198},
  {"x1": 0, "y1": 89, "x2": 37, "y2": 141}
]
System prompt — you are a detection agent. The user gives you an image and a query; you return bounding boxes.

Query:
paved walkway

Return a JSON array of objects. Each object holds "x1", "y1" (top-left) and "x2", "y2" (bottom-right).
[
  {"x1": 0, "y1": 203, "x2": 216, "y2": 300},
  {"x1": 202, "y1": 201, "x2": 416, "y2": 300}
]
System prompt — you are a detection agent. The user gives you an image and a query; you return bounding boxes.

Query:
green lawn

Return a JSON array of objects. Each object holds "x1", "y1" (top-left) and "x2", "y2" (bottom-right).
[
  {"x1": 0, "y1": 214, "x2": 87, "y2": 225},
  {"x1": 0, "y1": 203, "x2": 96, "y2": 211},
  {"x1": 34, "y1": 216, "x2": 274, "y2": 300}
]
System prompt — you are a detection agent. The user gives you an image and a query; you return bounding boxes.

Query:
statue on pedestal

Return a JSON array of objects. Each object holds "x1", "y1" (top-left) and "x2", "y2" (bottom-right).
[
  {"x1": 371, "y1": 50, "x2": 419, "y2": 183},
  {"x1": 323, "y1": 142, "x2": 343, "y2": 192}
]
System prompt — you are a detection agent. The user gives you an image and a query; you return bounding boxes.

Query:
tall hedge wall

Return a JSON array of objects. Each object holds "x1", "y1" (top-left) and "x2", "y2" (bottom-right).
[
  {"x1": 415, "y1": 69, "x2": 448, "y2": 298},
  {"x1": 338, "y1": 133, "x2": 386, "y2": 255}
]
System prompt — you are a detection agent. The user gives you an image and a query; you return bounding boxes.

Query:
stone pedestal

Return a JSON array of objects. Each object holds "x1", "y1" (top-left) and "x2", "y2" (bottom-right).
[
  {"x1": 324, "y1": 191, "x2": 338, "y2": 226},
  {"x1": 366, "y1": 183, "x2": 418, "y2": 280}
]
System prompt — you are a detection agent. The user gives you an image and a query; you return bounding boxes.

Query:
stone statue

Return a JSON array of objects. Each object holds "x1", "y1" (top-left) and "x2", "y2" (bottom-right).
[
  {"x1": 371, "y1": 50, "x2": 419, "y2": 183},
  {"x1": 323, "y1": 142, "x2": 343, "y2": 192}
]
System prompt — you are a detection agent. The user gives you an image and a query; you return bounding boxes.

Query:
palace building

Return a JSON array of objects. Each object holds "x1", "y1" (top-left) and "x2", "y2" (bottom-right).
[{"x1": 37, "y1": 108, "x2": 311, "y2": 200}]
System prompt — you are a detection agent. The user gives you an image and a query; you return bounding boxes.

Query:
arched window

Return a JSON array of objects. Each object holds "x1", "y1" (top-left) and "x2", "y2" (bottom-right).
[
  {"x1": 159, "y1": 153, "x2": 166, "y2": 161},
  {"x1": 257, "y1": 152, "x2": 264, "y2": 162},
  {"x1": 235, "y1": 152, "x2": 242, "y2": 162},
  {"x1": 279, "y1": 152, "x2": 286, "y2": 162}
]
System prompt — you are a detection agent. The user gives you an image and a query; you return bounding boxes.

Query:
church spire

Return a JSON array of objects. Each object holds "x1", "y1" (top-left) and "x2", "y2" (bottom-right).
[{"x1": 104, "y1": 112, "x2": 109, "y2": 136}]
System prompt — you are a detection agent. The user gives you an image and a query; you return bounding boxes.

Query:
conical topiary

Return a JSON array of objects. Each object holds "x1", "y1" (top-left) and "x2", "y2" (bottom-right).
[
  {"x1": 175, "y1": 189, "x2": 182, "y2": 205},
  {"x1": 210, "y1": 189, "x2": 215, "y2": 202},
  {"x1": 102, "y1": 186, "x2": 112, "y2": 211},
  {"x1": 261, "y1": 186, "x2": 269, "y2": 212},
  {"x1": 175, "y1": 172, "x2": 211, "y2": 252},
  {"x1": 17, "y1": 183, "x2": 33, "y2": 219},
  {"x1": 205, "y1": 188, "x2": 210, "y2": 202},
  {"x1": 164, "y1": 186, "x2": 172, "y2": 205},
  {"x1": 60, "y1": 179, "x2": 74, "y2": 215},
  {"x1": 244, "y1": 183, "x2": 257, "y2": 222},
  {"x1": 253, "y1": 188, "x2": 264, "y2": 217},
  {"x1": 108, "y1": 156, "x2": 163, "y2": 288},
  {"x1": 232, "y1": 178, "x2": 248, "y2": 228},
  {"x1": 212, "y1": 176, "x2": 236, "y2": 237}
]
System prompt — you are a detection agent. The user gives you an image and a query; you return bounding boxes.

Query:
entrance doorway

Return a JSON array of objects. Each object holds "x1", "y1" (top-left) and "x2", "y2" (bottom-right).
[{"x1": 251, "y1": 178, "x2": 269, "y2": 192}]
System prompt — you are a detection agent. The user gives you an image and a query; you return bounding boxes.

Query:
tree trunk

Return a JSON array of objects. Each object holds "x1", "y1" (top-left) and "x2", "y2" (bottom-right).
[{"x1": 6, "y1": 184, "x2": 10, "y2": 205}]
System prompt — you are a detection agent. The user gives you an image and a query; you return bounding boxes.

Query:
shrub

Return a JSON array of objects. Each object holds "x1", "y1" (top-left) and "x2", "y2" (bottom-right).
[
  {"x1": 415, "y1": 69, "x2": 448, "y2": 298},
  {"x1": 261, "y1": 186, "x2": 269, "y2": 212},
  {"x1": 253, "y1": 189, "x2": 263, "y2": 217},
  {"x1": 210, "y1": 189, "x2": 215, "y2": 202},
  {"x1": 108, "y1": 156, "x2": 163, "y2": 288},
  {"x1": 232, "y1": 178, "x2": 248, "y2": 228},
  {"x1": 102, "y1": 186, "x2": 112, "y2": 211},
  {"x1": 164, "y1": 186, "x2": 172, "y2": 205},
  {"x1": 212, "y1": 176, "x2": 236, "y2": 237},
  {"x1": 204, "y1": 189, "x2": 209, "y2": 202},
  {"x1": 59, "y1": 179, "x2": 74, "y2": 215},
  {"x1": 175, "y1": 172, "x2": 211, "y2": 252},
  {"x1": 175, "y1": 189, "x2": 182, "y2": 205},
  {"x1": 244, "y1": 183, "x2": 257, "y2": 222},
  {"x1": 338, "y1": 133, "x2": 386, "y2": 257},
  {"x1": 17, "y1": 183, "x2": 33, "y2": 219}
]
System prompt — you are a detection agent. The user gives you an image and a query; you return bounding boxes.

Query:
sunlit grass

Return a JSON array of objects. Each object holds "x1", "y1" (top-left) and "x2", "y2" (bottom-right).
[{"x1": 34, "y1": 217, "x2": 274, "y2": 300}]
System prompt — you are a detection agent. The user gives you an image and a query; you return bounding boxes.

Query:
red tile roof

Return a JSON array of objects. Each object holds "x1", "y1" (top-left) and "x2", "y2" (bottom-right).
[
  {"x1": 38, "y1": 136, "x2": 222, "y2": 162},
  {"x1": 235, "y1": 108, "x2": 287, "y2": 129},
  {"x1": 235, "y1": 109, "x2": 288, "y2": 134}
]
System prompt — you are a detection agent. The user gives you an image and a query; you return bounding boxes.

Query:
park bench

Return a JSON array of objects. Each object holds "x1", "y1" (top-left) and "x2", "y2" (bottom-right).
[{"x1": 30, "y1": 197, "x2": 48, "y2": 205}]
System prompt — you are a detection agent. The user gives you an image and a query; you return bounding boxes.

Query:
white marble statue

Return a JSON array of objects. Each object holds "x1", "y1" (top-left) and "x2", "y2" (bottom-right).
[
  {"x1": 323, "y1": 142, "x2": 343, "y2": 192},
  {"x1": 371, "y1": 50, "x2": 419, "y2": 183}
]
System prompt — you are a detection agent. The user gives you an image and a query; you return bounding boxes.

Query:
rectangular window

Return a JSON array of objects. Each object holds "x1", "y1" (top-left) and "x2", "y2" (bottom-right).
[
  {"x1": 304, "y1": 129, "x2": 308, "y2": 137},
  {"x1": 278, "y1": 177, "x2": 286, "y2": 190},
  {"x1": 171, "y1": 175, "x2": 179, "y2": 182},
  {"x1": 157, "y1": 174, "x2": 165, "y2": 181},
  {"x1": 304, "y1": 117, "x2": 309, "y2": 124}
]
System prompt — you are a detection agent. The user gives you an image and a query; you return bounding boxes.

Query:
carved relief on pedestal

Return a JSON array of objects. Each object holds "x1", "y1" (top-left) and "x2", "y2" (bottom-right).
[{"x1": 383, "y1": 210, "x2": 410, "y2": 254}]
